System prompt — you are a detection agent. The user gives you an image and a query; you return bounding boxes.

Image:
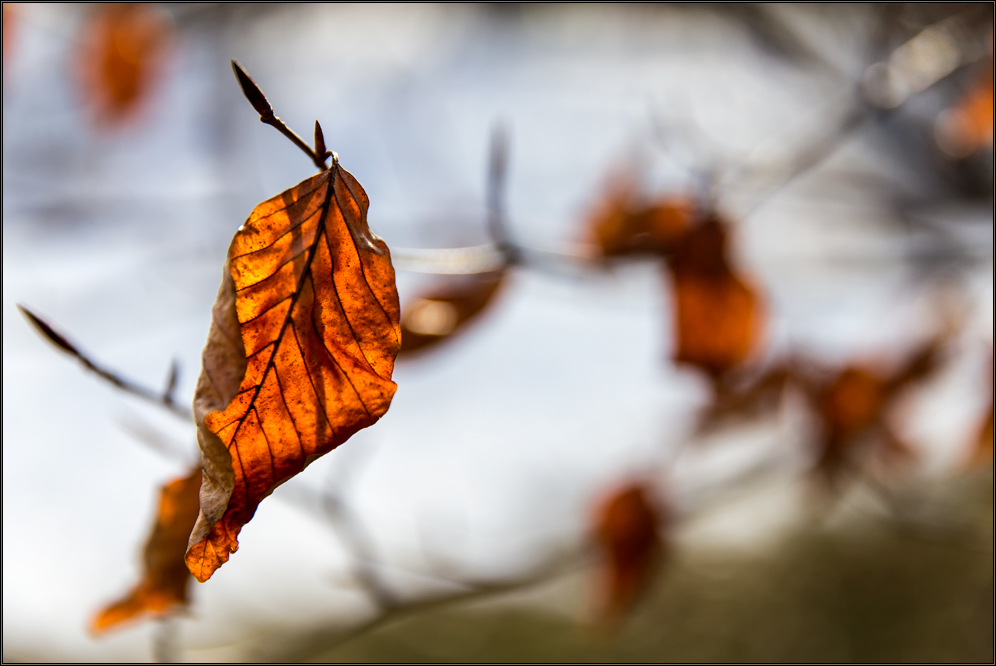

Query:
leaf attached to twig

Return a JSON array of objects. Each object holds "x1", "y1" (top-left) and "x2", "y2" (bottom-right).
[
  {"x1": 93, "y1": 467, "x2": 201, "y2": 634},
  {"x1": 186, "y1": 162, "x2": 400, "y2": 582}
]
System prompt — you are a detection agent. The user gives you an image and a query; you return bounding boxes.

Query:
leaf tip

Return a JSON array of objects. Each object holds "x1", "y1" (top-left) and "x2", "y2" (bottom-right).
[{"x1": 230, "y1": 59, "x2": 272, "y2": 119}]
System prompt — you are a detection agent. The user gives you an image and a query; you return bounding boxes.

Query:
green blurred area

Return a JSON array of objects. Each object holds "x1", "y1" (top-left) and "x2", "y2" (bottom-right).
[{"x1": 248, "y1": 474, "x2": 993, "y2": 664}]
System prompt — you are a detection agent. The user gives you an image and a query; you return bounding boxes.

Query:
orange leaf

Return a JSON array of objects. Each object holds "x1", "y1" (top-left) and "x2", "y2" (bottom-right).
[
  {"x1": 591, "y1": 484, "x2": 664, "y2": 630},
  {"x1": 186, "y1": 163, "x2": 401, "y2": 582},
  {"x1": 808, "y1": 337, "x2": 944, "y2": 482},
  {"x1": 667, "y1": 219, "x2": 765, "y2": 381},
  {"x1": 585, "y1": 174, "x2": 693, "y2": 258},
  {"x1": 398, "y1": 270, "x2": 506, "y2": 356},
  {"x1": 92, "y1": 468, "x2": 201, "y2": 634},
  {"x1": 76, "y1": 3, "x2": 172, "y2": 126},
  {"x1": 951, "y1": 62, "x2": 994, "y2": 153},
  {"x1": 820, "y1": 368, "x2": 888, "y2": 442}
]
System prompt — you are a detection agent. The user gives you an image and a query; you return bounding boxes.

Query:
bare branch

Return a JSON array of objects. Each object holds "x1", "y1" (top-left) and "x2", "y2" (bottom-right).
[{"x1": 17, "y1": 305, "x2": 193, "y2": 421}]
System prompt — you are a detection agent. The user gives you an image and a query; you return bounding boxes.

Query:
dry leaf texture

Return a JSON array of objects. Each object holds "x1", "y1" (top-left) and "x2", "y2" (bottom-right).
[
  {"x1": 186, "y1": 164, "x2": 401, "y2": 582},
  {"x1": 93, "y1": 467, "x2": 201, "y2": 634}
]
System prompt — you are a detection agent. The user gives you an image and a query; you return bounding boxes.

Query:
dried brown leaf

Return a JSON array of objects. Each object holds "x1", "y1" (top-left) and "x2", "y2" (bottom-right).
[
  {"x1": 584, "y1": 173, "x2": 693, "y2": 258},
  {"x1": 186, "y1": 163, "x2": 400, "y2": 582},
  {"x1": 591, "y1": 483, "x2": 664, "y2": 631},
  {"x1": 92, "y1": 467, "x2": 201, "y2": 634},
  {"x1": 666, "y1": 219, "x2": 765, "y2": 381}
]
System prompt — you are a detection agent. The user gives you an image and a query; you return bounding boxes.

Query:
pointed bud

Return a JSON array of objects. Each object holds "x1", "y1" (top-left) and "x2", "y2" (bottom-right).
[
  {"x1": 17, "y1": 305, "x2": 81, "y2": 356},
  {"x1": 231, "y1": 60, "x2": 273, "y2": 120},
  {"x1": 314, "y1": 120, "x2": 327, "y2": 160}
]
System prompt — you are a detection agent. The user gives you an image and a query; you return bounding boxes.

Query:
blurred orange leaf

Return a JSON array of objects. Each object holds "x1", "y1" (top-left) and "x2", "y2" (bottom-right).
[
  {"x1": 76, "y1": 3, "x2": 172, "y2": 126},
  {"x1": 591, "y1": 483, "x2": 664, "y2": 630},
  {"x1": 808, "y1": 339, "x2": 943, "y2": 483},
  {"x1": 93, "y1": 467, "x2": 201, "y2": 634},
  {"x1": 399, "y1": 270, "x2": 506, "y2": 356},
  {"x1": 666, "y1": 219, "x2": 765, "y2": 382},
  {"x1": 186, "y1": 163, "x2": 401, "y2": 582},
  {"x1": 585, "y1": 173, "x2": 693, "y2": 258},
  {"x1": 953, "y1": 62, "x2": 994, "y2": 151}
]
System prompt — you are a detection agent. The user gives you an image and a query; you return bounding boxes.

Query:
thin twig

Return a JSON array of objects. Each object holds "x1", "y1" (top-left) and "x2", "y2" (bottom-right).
[
  {"x1": 231, "y1": 60, "x2": 330, "y2": 172},
  {"x1": 17, "y1": 305, "x2": 193, "y2": 421},
  {"x1": 725, "y1": 10, "x2": 988, "y2": 221}
]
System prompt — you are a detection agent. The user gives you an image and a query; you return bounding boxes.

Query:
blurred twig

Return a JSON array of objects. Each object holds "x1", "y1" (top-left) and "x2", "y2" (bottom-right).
[
  {"x1": 319, "y1": 448, "x2": 399, "y2": 610},
  {"x1": 486, "y1": 123, "x2": 519, "y2": 265},
  {"x1": 117, "y1": 411, "x2": 197, "y2": 464}
]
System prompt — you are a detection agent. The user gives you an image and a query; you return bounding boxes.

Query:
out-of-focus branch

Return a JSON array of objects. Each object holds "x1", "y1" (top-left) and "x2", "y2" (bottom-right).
[
  {"x1": 317, "y1": 446, "x2": 398, "y2": 609},
  {"x1": 17, "y1": 305, "x2": 193, "y2": 421},
  {"x1": 486, "y1": 123, "x2": 519, "y2": 265},
  {"x1": 727, "y1": 9, "x2": 991, "y2": 219},
  {"x1": 275, "y1": 552, "x2": 585, "y2": 662}
]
